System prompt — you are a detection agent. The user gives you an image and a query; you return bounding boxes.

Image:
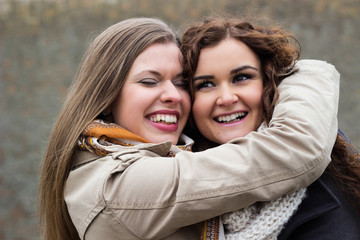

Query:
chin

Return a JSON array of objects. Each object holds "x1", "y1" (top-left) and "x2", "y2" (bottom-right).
[
  {"x1": 220, "y1": 134, "x2": 245, "y2": 144},
  {"x1": 153, "y1": 136, "x2": 178, "y2": 145}
]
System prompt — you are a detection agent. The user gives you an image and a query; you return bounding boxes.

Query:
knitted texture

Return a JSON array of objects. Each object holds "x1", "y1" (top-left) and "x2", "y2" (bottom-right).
[{"x1": 222, "y1": 188, "x2": 306, "y2": 240}]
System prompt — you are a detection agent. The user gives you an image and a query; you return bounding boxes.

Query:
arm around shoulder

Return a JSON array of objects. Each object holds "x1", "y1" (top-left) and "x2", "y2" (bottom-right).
[
  {"x1": 274, "y1": 59, "x2": 339, "y2": 168},
  {"x1": 221, "y1": 59, "x2": 340, "y2": 198}
]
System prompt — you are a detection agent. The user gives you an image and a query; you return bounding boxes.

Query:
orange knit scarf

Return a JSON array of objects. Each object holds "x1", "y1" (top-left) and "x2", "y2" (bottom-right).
[{"x1": 78, "y1": 120, "x2": 149, "y2": 156}]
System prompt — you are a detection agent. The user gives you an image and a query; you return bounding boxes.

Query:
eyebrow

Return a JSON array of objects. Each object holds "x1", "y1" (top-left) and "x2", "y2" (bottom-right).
[
  {"x1": 135, "y1": 70, "x2": 183, "y2": 78},
  {"x1": 230, "y1": 65, "x2": 258, "y2": 74},
  {"x1": 193, "y1": 65, "x2": 259, "y2": 81},
  {"x1": 192, "y1": 75, "x2": 214, "y2": 81}
]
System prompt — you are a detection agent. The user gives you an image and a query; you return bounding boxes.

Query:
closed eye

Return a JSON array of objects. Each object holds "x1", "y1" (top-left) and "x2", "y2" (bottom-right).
[
  {"x1": 172, "y1": 78, "x2": 189, "y2": 89},
  {"x1": 139, "y1": 78, "x2": 159, "y2": 86}
]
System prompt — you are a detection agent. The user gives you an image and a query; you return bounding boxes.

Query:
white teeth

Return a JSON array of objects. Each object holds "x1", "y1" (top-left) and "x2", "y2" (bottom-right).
[
  {"x1": 149, "y1": 114, "x2": 177, "y2": 124},
  {"x1": 216, "y1": 112, "x2": 246, "y2": 123}
]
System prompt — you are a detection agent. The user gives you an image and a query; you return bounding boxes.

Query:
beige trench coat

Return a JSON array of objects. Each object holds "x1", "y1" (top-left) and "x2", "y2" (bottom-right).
[{"x1": 65, "y1": 60, "x2": 340, "y2": 240}]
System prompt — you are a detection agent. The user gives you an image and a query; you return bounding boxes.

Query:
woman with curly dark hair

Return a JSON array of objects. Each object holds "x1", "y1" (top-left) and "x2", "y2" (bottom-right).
[{"x1": 181, "y1": 17, "x2": 360, "y2": 239}]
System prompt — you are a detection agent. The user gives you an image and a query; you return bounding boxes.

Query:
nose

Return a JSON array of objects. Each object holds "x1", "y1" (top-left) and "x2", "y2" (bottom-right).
[
  {"x1": 160, "y1": 80, "x2": 182, "y2": 104},
  {"x1": 216, "y1": 84, "x2": 238, "y2": 106}
]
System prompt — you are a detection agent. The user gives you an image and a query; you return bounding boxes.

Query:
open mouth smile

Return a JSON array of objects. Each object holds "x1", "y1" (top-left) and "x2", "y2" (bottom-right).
[
  {"x1": 149, "y1": 114, "x2": 178, "y2": 125},
  {"x1": 215, "y1": 112, "x2": 247, "y2": 123}
]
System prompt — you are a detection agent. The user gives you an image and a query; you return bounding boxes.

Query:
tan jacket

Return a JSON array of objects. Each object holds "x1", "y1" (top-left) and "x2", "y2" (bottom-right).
[{"x1": 65, "y1": 60, "x2": 340, "y2": 240}]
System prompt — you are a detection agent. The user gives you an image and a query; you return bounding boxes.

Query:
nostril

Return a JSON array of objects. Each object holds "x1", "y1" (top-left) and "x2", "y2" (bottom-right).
[
  {"x1": 161, "y1": 92, "x2": 182, "y2": 104},
  {"x1": 216, "y1": 94, "x2": 238, "y2": 106}
]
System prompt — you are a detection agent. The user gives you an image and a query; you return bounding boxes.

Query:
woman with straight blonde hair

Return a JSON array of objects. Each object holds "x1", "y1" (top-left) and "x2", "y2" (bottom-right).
[{"x1": 39, "y1": 17, "x2": 340, "y2": 239}]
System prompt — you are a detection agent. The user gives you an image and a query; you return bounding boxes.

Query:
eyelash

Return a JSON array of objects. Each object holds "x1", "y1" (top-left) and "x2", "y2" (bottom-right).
[
  {"x1": 173, "y1": 79, "x2": 189, "y2": 89},
  {"x1": 139, "y1": 78, "x2": 188, "y2": 89},
  {"x1": 233, "y1": 73, "x2": 252, "y2": 82},
  {"x1": 139, "y1": 78, "x2": 158, "y2": 86},
  {"x1": 194, "y1": 80, "x2": 214, "y2": 90},
  {"x1": 194, "y1": 73, "x2": 253, "y2": 91}
]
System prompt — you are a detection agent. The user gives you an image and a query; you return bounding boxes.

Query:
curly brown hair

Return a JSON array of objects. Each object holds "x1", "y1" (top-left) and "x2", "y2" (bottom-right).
[
  {"x1": 181, "y1": 17, "x2": 360, "y2": 212},
  {"x1": 181, "y1": 17, "x2": 300, "y2": 124}
]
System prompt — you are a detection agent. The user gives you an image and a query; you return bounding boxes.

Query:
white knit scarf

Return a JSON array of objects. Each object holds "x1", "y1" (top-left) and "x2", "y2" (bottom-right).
[
  {"x1": 221, "y1": 188, "x2": 306, "y2": 240},
  {"x1": 202, "y1": 123, "x2": 307, "y2": 240}
]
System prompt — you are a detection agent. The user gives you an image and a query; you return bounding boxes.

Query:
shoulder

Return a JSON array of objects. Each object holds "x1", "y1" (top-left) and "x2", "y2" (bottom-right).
[
  {"x1": 294, "y1": 59, "x2": 338, "y2": 76},
  {"x1": 278, "y1": 173, "x2": 360, "y2": 240}
]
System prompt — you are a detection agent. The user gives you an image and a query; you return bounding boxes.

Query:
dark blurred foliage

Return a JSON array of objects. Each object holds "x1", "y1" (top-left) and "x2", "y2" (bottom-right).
[{"x1": 0, "y1": 0, "x2": 359, "y2": 239}]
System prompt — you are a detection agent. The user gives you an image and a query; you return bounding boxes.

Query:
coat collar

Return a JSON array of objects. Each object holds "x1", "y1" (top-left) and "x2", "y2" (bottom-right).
[
  {"x1": 71, "y1": 134, "x2": 194, "y2": 169},
  {"x1": 278, "y1": 174, "x2": 340, "y2": 239}
]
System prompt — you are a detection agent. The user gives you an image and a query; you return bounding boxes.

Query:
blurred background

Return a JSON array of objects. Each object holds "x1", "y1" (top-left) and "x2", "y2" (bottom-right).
[{"x1": 0, "y1": 0, "x2": 359, "y2": 239}]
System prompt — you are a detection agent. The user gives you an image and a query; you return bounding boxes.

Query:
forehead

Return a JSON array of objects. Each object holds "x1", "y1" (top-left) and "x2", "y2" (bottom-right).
[
  {"x1": 132, "y1": 42, "x2": 182, "y2": 70},
  {"x1": 197, "y1": 38, "x2": 260, "y2": 71}
]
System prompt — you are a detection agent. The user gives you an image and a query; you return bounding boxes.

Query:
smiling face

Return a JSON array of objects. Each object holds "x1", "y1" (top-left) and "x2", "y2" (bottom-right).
[
  {"x1": 192, "y1": 38, "x2": 263, "y2": 144},
  {"x1": 111, "y1": 42, "x2": 191, "y2": 145}
]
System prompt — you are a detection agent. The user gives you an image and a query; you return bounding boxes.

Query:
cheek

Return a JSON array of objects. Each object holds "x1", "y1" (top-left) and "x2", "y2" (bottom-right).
[
  {"x1": 111, "y1": 95, "x2": 124, "y2": 124},
  {"x1": 253, "y1": 92, "x2": 263, "y2": 108},
  {"x1": 250, "y1": 86, "x2": 264, "y2": 119},
  {"x1": 113, "y1": 89, "x2": 146, "y2": 124},
  {"x1": 248, "y1": 83, "x2": 263, "y2": 106}
]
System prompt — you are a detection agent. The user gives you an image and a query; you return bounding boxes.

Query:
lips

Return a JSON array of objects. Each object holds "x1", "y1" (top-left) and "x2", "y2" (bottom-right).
[{"x1": 214, "y1": 111, "x2": 247, "y2": 123}]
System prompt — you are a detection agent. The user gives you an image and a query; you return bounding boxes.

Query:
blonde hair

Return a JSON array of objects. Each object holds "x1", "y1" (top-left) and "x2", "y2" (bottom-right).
[{"x1": 38, "y1": 17, "x2": 178, "y2": 240}]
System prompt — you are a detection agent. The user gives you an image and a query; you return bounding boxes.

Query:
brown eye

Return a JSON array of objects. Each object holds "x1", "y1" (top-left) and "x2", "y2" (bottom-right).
[
  {"x1": 194, "y1": 80, "x2": 215, "y2": 90},
  {"x1": 233, "y1": 74, "x2": 251, "y2": 83}
]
